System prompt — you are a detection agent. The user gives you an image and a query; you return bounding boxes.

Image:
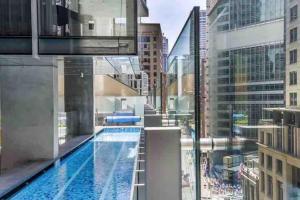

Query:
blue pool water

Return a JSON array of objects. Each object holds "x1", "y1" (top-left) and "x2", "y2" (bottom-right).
[{"x1": 10, "y1": 128, "x2": 141, "y2": 200}]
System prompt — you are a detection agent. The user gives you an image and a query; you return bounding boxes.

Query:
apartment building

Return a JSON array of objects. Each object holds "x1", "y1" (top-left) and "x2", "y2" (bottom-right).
[
  {"x1": 138, "y1": 23, "x2": 163, "y2": 90},
  {"x1": 257, "y1": 1, "x2": 300, "y2": 199}
]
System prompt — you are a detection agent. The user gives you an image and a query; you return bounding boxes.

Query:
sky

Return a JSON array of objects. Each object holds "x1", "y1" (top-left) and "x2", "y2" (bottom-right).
[{"x1": 143, "y1": 0, "x2": 206, "y2": 51}]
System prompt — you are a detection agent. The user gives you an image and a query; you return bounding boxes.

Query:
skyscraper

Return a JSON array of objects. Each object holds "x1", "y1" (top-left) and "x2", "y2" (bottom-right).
[
  {"x1": 162, "y1": 36, "x2": 169, "y2": 73},
  {"x1": 138, "y1": 23, "x2": 163, "y2": 90},
  {"x1": 257, "y1": 1, "x2": 300, "y2": 199},
  {"x1": 207, "y1": 0, "x2": 285, "y2": 138},
  {"x1": 200, "y1": 10, "x2": 207, "y2": 61}
]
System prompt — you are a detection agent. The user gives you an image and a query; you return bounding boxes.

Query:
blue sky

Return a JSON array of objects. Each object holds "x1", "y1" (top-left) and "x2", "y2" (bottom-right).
[{"x1": 143, "y1": 0, "x2": 206, "y2": 51}]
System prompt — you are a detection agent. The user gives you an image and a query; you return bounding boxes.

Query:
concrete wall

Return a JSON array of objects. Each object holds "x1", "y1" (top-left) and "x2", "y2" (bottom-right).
[
  {"x1": 145, "y1": 127, "x2": 182, "y2": 200},
  {"x1": 64, "y1": 57, "x2": 94, "y2": 136},
  {"x1": 0, "y1": 64, "x2": 58, "y2": 170}
]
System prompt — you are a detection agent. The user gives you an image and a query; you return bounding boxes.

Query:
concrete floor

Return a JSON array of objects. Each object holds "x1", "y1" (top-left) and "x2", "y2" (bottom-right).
[{"x1": 0, "y1": 135, "x2": 91, "y2": 198}]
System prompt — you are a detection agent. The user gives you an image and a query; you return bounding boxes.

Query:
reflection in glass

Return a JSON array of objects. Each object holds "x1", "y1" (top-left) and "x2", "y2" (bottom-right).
[{"x1": 38, "y1": 0, "x2": 137, "y2": 54}]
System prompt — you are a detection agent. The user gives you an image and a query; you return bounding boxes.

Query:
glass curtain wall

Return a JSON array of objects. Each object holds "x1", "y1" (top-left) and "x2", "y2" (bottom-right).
[
  {"x1": 38, "y1": 0, "x2": 137, "y2": 55},
  {"x1": 210, "y1": 0, "x2": 284, "y2": 32},
  {"x1": 206, "y1": 0, "x2": 285, "y2": 199},
  {"x1": 0, "y1": 0, "x2": 32, "y2": 53},
  {"x1": 167, "y1": 7, "x2": 200, "y2": 199}
]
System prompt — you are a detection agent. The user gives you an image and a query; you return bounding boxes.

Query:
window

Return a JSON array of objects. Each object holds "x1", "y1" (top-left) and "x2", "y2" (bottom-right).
[
  {"x1": 260, "y1": 131, "x2": 265, "y2": 144},
  {"x1": 261, "y1": 171, "x2": 265, "y2": 192},
  {"x1": 291, "y1": 5, "x2": 298, "y2": 22},
  {"x1": 267, "y1": 175, "x2": 273, "y2": 198},
  {"x1": 290, "y1": 28, "x2": 298, "y2": 43},
  {"x1": 292, "y1": 167, "x2": 300, "y2": 189},
  {"x1": 290, "y1": 93, "x2": 297, "y2": 106},
  {"x1": 290, "y1": 49, "x2": 297, "y2": 64},
  {"x1": 290, "y1": 71, "x2": 297, "y2": 85},
  {"x1": 140, "y1": 36, "x2": 150, "y2": 42},
  {"x1": 267, "y1": 133, "x2": 273, "y2": 147},
  {"x1": 144, "y1": 44, "x2": 148, "y2": 48},
  {"x1": 260, "y1": 152, "x2": 265, "y2": 167},
  {"x1": 88, "y1": 22, "x2": 95, "y2": 30},
  {"x1": 143, "y1": 65, "x2": 150, "y2": 70},
  {"x1": 153, "y1": 36, "x2": 157, "y2": 41},
  {"x1": 134, "y1": 81, "x2": 137, "y2": 88},
  {"x1": 153, "y1": 51, "x2": 157, "y2": 56},
  {"x1": 121, "y1": 98, "x2": 127, "y2": 110},
  {"x1": 277, "y1": 181, "x2": 283, "y2": 200},
  {"x1": 276, "y1": 128, "x2": 283, "y2": 150},
  {"x1": 144, "y1": 51, "x2": 150, "y2": 56},
  {"x1": 267, "y1": 155, "x2": 272, "y2": 170},
  {"x1": 276, "y1": 159, "x2": 283, "y2": 175},
  {"x1": 0, "y1": 0, "x2": 31, "y2": 36},
  {"x1": 153, "y1": 58, "x2": 157, "y2": 62}
]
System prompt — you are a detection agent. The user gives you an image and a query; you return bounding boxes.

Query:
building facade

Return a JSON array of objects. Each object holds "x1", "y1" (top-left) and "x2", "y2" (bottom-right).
[
  {"x1": 162, "y1": 36, "x2": 169, "y2": 73},
  {"x1": 199, "y1": 10, "x2": 208, "y2": 137},
  {"x1": 207, "y1": 0, "x2": 285, "y2": 138},
  {"x1": 138, "y1": 23, "x2": 163, "y2": 90},
  {"x1": 200, "y1": 10, "x2": 207, "y2": 61},
  {"x1": 286, "y1": 0, "x2": 300, "y2": 108},
  {"x1": 257, "y1": 1, "x2": 300, "y2": 199},
  {"x1": 257, "y1": 110, "x2": 300, "y2": 200}
]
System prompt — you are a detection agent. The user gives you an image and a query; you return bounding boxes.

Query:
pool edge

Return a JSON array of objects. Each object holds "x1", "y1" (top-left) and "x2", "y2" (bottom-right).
[{"x1": 0, "y1": 129, "x2": 103, "y2": 200}]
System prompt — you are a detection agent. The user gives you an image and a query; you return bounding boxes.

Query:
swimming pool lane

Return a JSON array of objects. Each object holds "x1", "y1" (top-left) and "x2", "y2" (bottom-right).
[{"x1": 10, "y1": 128, "x2": 140, "y2": 200}]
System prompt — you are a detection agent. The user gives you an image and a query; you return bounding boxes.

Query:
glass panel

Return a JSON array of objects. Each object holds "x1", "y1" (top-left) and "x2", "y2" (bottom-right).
[
  {"x1": 0, "y1": 0, "x2": 32, "y2": 53},
  {"x1": 167, "y1": 8, "x2": 199, "y2": 199},
  {"x1": 207, "y1": 0, "x2": 285, "y2": 199},
  {"x1": 38, "y1": 0, "x2": 137, "y2": 54}
]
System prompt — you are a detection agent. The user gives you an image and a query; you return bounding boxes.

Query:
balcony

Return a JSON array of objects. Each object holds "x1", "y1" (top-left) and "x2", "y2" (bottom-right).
[{"x1": 0, "y1": 0, "x2": 149, "y2": 55}]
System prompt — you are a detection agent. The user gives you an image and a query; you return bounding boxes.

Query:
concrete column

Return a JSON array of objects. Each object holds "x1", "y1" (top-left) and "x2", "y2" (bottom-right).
[
  {"x1": 126, "y1": 0, "x2": 135, "y2": 37},
  {"x1": 0, "y1": 63, "x2": 58, "y2": 170},
  {"x1": 145, "y1": 127, "x2": 182, "y2": 200},
  {"x1": 64, "y1": 57, "x2": 94, "y2": 136}
]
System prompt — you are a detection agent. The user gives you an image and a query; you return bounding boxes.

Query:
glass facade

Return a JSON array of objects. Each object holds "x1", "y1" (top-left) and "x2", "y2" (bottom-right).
[
  {"x1": 206, "y1": 0, "x2": 285, "y2": 199},
  {"x1": 0, "y1": 0, "x2": 31, "y2": 36},
  {"x1": 209, "y1": 0, "x2": 284, "y2": 31},
  {"x1": 210, "y1": 44, "x2": 285, "y2": 137},
  {"x1": 167, "y1": 7, "x2": 200, "y2": 199},
  {"x1": 0, "y1": 0, "x2": 32, "y2": 53},
  {"x1": 0, "y1": 0, "x2": 142, "y2": 55},
  {"x1": 38, "y1": 0, "x2": 137, "y2": 54}
]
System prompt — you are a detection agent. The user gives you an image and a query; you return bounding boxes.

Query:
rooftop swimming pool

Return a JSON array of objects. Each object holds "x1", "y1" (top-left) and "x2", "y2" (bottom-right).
[{"x1": 10, "y1": 127, "x2": 141, "y2": 200}]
